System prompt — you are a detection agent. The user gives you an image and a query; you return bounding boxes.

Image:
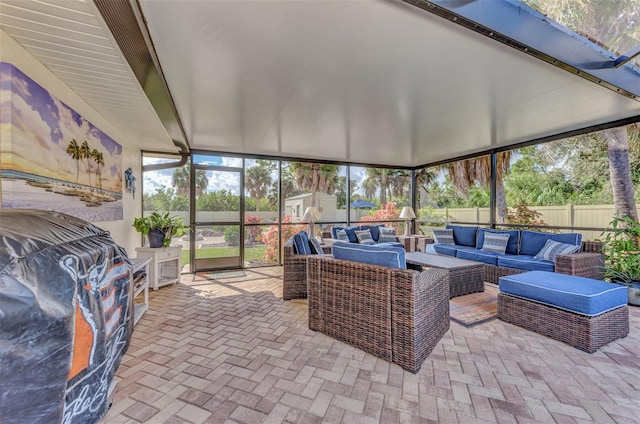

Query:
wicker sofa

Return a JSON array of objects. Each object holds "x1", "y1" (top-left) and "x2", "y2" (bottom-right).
[
  {"x1": 431, "y1": 226, "x2": 604, "y2": 284},
  {"x1": 306, "y1": 255, "x2": 450, "y2": 373},
  {"x1": 283, "y1": 235, "x2": 330, "y2": 300}
]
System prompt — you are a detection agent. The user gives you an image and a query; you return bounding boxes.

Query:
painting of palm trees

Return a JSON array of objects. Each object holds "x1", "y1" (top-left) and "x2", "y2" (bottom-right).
[{"x1": 0, "y1": 62, "x2": 123, "y2": 221}]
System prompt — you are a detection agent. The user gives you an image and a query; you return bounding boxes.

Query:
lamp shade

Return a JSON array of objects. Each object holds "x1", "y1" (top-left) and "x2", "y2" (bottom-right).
[
  {"x1": 302, "y1": 206, "x2": 321, "y2": 222},
  {"x1": 399, "y1": 206, "x2": 416, "y2": 219}
]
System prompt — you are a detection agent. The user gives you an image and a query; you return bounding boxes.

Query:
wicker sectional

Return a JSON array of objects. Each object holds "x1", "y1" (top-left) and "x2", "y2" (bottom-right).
[
  {"x1": 307, "y1": 255, "x2": 450, "y2": 373},
  {"x1": 483, "y1": 241, "x2": 605, "y2": 284}
]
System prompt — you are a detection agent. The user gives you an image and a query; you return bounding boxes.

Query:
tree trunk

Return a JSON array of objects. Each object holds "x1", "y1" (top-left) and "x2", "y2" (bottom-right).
[
  {"x1": 496, "y1": 182, "x2": 507, "y2": 224},
  {"x1": 605, "y1": 127, "x2": 638, "y2": 222}
]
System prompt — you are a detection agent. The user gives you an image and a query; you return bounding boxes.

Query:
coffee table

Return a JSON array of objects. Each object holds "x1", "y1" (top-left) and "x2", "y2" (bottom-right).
[{"x1": 405, "y1": 252, "x2": 484, "y2": 298}]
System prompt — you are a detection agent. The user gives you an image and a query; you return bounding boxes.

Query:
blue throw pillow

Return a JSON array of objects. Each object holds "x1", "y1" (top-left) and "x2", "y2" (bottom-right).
[{"x1": 534, "y1": 239, "x2": 580, "y2": 262}]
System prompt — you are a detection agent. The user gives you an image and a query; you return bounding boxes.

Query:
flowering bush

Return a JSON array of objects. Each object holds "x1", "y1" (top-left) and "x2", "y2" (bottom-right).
[
  {"x1": 245, "y1": 215, "x2": 263, "y2": 245},
  {"x1": 263, "y1": 215, "x2": 305, "y2": 263},
  {"x1": 361, "y1": 202, "x2": 402, "y2": 233}
]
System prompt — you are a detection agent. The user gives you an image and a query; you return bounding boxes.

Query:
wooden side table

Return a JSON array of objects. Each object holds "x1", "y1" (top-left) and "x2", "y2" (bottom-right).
[
  {"x1": 135, "y1": 246, "x2": 182, "y2": 290},
  {"x1": 397, "y1": 235, "x2": 433, "y2": 252}
]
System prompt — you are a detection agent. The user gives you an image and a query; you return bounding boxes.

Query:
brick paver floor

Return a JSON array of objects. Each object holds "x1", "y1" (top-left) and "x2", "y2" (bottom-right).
[{"x1": 103, "y1": 268, "x2": 640, "y2": 423}]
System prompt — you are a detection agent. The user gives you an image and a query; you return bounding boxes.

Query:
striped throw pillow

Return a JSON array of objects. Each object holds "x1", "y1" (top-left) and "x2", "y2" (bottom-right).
[
  {"x1": 378, "y1": 227, "x2": 397, "y2": 243},
  {"x1": 534, "y1": 239, "x2": 580, "y2": 262},
  {"x1": 355, "y1": 229, "x2": 375, "y2": 245},
  {"x1": 433, "y1": 229, "x2": 455, "y2": 245},
  {"x1": 481, "y1": 232, "x2": 510, "y2": 255},
  {"x1": 336, "y1": 229, "x2": 349, "y2": 241}
]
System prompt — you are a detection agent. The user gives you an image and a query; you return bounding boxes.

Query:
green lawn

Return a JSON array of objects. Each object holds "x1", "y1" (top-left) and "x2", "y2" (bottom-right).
[{"x1": 181, "y1": 245, "x2": 268, "y2": 265}]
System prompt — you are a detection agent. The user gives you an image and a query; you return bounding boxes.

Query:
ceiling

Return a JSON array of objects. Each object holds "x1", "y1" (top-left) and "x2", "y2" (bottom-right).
[{"x1": 2, "y1": 0, "x2": 640, "y2": 168}]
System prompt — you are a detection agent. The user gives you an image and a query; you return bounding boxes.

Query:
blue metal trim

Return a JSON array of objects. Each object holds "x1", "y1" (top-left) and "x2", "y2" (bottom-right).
[{"x1": 404, "y1": 0, "x2": 640, "y2": 100}]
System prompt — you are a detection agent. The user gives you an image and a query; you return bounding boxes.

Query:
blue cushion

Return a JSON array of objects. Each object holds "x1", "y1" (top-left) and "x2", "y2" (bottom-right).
[
  {"x1": 360, "y1": 225, "x2": 383, "y2": 242},
  {"x1": 456, "y1": 247, "x2": 499, "y2": 266},
  {"x1": 446, "y1": 225, "x2": 478, "y2": 247},
  {"x1": 499, "y1": 271, "x2": 627, "y2": 316},
  {"x1": 330, "y1": 226, "x2": 359, "y2": 243},
  {"x1": 332, "y1": 241, "x2": 406, "y2": 269},
  {"x1": 519, "y1": 230, "x2": 582, "y2": 256},
  {"x1": 292, "y1": 231, "x2": 310, "y2": 255},
  {"x1": 477, "y1": 229, "x2": 520, "y2": 255},
  {"x1": 433, "y1": 244, "x2": 459, "y2": 257},
  {"x1": 497, "y1": 254, "x2": 554, "y2": 273},
  {"x1": 376, "y1": 241, "x2": 404, "y2": 248}
]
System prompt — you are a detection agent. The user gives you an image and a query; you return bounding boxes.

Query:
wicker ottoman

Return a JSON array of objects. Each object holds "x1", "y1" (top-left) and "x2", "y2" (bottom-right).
[{"x1": 498, "y1": 271, "x2": 629, "y2": 353}]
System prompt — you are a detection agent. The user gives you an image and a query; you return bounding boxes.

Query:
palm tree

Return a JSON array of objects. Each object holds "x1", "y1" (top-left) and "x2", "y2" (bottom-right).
[
  {"x1": 92, "y1": 149, "x2": 104, "y2": 191},
  {"x1": 246, "y1": 163, "x2": 272, "y2": 212},
  {"x1": 66, "y1": 139, "x2": 81, "y2": 183},
  {"x1": 172, "y1": 163, "x2": 209, "y2": 196},
  {"x1": 80, "y1": 140, "x2": 91, "y2": 186},
  {"x1": 415, "y1": 167, "x2": 437, "y2": 207},
  {"x1": 289, "y1": 162, "x2": 339, "y2": 207},
  {"x1": 363, "y1": 168, "x2": 392, "y2": 205},
  {"x1": 447, "y1": 151, "x2": 511, "y2": 223},
  {"x1": 389, "y1": 170, "x2": 410, "y2": 199},
  {"x1": 528, "y1": 0, "x2": 639, "y2": 221}
]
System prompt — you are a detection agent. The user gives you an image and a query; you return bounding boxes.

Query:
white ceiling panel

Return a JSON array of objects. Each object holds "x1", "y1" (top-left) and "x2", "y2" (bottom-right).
[
  {"x1": 139, "y1": 0, "x2": 640, "y2": 167},
  {"x1": 0, "y1": 0, "x2": 177, "y2": 153},
  {"x1": 2, "y1": 0, "x2": 639, "y2": 166}
]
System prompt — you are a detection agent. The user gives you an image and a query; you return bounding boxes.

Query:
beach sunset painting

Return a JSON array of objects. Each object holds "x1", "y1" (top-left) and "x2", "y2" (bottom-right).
[{"x1": 0, "y1": 62, "x2": 123, "y2": 221}]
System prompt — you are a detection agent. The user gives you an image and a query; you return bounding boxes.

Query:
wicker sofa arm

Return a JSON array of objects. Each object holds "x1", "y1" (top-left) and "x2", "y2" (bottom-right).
[
  {"x1": 555, "y1": 251, "x2": 604, "y2": 280},
  {"x1": 391, "y1": 268, "x2": 450, "y2": 372},
  {"x1": 283, "y1": 239, "x2": 309, "y2": 300}
]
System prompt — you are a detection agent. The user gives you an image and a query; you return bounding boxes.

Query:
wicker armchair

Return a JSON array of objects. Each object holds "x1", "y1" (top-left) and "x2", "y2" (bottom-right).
[
  {"x1": 282, "y1": 237, "x2": 331, "y2": 300},
  {"x1": 484, "y1": 241, "x2": 604, "y2": 284},
  {"x1": 307, "y1": 255, "x2": 450, "y2": 373}
]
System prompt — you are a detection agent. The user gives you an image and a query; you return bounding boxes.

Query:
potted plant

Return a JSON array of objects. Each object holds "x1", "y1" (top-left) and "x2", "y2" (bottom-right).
[
  {"x1": 600, "y1": 215, "x2": 640, "y2": 306},
  {"x1": 133, "y1": 212, "x2": 189, "y2": 248}
]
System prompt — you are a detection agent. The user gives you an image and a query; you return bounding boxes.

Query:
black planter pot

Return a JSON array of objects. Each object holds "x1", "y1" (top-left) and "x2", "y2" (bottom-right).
[{"x1": 147, "y1": 229, "x2": 166, "y2": 248}]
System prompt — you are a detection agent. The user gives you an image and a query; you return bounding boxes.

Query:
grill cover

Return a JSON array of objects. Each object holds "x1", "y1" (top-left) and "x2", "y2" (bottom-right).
[{"x1": 0, "y1": 209, "x2": 133, "y2": 423}]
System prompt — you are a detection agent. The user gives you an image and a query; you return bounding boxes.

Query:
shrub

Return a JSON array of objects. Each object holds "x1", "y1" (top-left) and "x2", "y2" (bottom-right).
[
  {"x1": 224, "y1": 226, "x2": 239, "y2": 246},
  {"x1": 245, "y1": 215, "x2": 263, "y2": 244},
  {"x1": 263, "y1": 215, "x2": 305, "y2": 263},
  {"x1": 361, "y1": 202, "x2": 402, "y2": 233}
]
